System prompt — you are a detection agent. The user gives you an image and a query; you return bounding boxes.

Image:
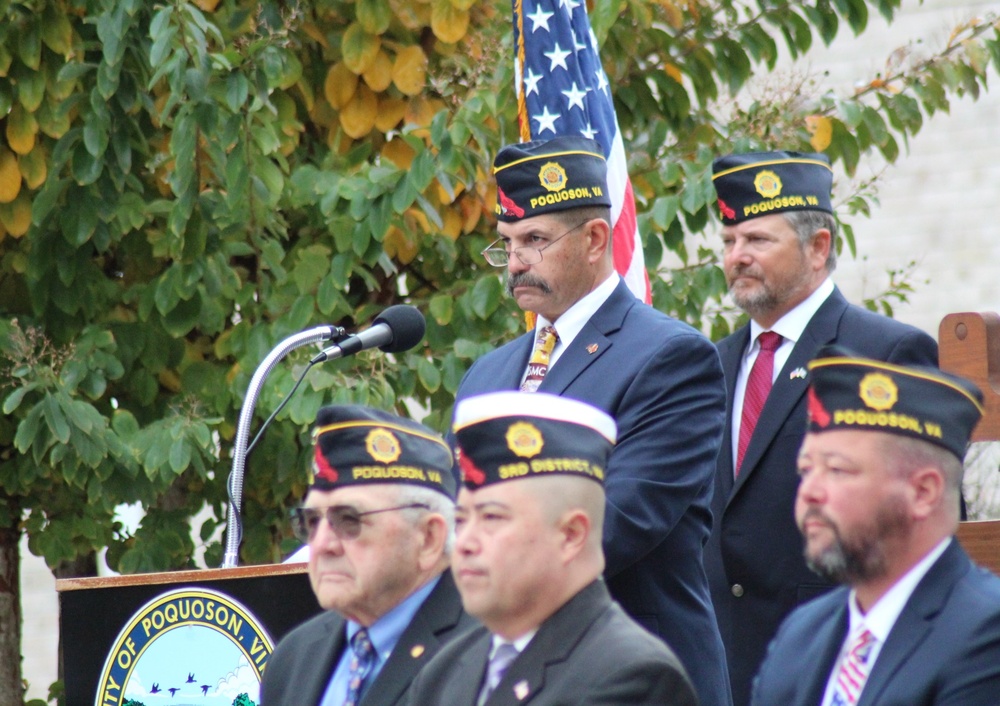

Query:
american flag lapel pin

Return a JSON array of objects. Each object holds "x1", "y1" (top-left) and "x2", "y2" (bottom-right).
[
  {"x1": 514, "y1": 681, "x2": 530, "y2": 700},
  {"x1": 586, "y1": 343, "x2": 599, "y2": 354},
  {"x1": 790, "y1": 367, "x2": 807, "y2": 380}
]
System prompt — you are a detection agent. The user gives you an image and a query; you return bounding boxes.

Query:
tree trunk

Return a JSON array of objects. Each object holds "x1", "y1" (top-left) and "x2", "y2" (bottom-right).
[{"x1": 0, "y1": 521, "x2": 23, "y2": 706}]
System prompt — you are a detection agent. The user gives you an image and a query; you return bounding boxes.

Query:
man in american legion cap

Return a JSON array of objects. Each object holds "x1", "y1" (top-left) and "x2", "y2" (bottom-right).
[
  {"x1": 454, "y1": 135, "x2": 732, "y2": 706},
  {"x1": 704, "y1": 150, "x2": 939, "y2": 706},
  {"x1": 260, "y1": 405, "x2": 476, "y2": 706},
  {"x1": 751, "y1": 348, "x2": 1000, "y2": 706},
  {"x1": 409, "y1": 391, "x2": 699, "y2": 706}
]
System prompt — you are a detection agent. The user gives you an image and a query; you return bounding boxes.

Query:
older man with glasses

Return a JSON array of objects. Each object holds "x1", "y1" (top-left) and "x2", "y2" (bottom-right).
[
  {"x1": 261, "y1": 405, "x2": 476, "y2": 706},
  {"x1": 453, "y1": 135, "x2": 733, "y2": 706}
]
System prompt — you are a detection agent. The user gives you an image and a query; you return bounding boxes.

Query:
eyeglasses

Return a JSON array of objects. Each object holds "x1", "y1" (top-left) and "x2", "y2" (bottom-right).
[
  {"x1": 290, "y1": 503, "x2": 430, "y2": 542},
  {"x1": 481, "y1": 220, "x2": 588, "y2": 267}
]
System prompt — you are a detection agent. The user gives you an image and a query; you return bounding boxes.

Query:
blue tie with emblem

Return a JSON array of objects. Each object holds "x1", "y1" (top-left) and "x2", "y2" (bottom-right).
[{"x1": 343, "y1": 628, "x2": 375, "y2": 706}]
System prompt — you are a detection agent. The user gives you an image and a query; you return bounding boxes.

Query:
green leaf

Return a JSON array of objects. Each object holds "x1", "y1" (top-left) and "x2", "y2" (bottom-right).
[
  {"x1": 469, "y1": 275, "x2": 502, "y2": 319},
  {"x1": 417, "y1": 357, "x2": 441, "y2": 392}
]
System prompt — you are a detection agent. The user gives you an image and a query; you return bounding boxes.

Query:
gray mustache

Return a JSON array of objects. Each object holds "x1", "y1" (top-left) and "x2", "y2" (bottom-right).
[{"x1": 506, "y1": 273, "x2": 552, "y2": 296}]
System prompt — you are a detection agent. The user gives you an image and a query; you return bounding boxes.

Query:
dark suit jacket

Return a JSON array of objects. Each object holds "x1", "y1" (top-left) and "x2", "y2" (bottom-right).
[
  {"x1": 408, "y1": 580, "x2": 698, "y2": 706},
  {"x1": 455, "y1": 279, "x2": 730, "y2": 706},
  {"x1": 706, "y1": 286, "x2": 938, "y2": 706},
  {"x1": 260, "y1": 572, "x2": 476, "y2": 706},
  {"x1": 751, "y1": 540, "x2": 1000, "y2": 706}
]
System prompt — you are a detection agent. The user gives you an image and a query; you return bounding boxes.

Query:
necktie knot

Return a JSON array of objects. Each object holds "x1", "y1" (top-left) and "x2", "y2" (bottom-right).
[{"x1": 758, "y1": 330, "x2": 783, "y2": 352}]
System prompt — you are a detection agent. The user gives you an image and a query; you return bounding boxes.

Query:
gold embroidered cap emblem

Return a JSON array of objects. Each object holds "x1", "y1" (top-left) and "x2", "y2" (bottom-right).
[
  {"x1": 859, "y1": 372, "x2": 899, "y2": 411},
  {"x1": 506, "y1": 422, "x2": 544, "y2": 458},
  {"x1": 365, "y1": 427, "x2": 402, "y2": 463},
  {"x1": 754, "y1": 169, "x2": 782, "y2": 199},
  {"x1": 538, "y1": 161, "x2": 568, "y2": 192}
]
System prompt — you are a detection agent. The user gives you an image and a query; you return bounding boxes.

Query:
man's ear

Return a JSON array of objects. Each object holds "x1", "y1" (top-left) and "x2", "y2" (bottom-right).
[
  {"x1": 417, "y1": 514, "x2": 449, "y2": 570},
  {"x1": 585, "y1": 218, "x2": 611, "y2": 264},
  {"x1": 909, "y1": 466, "x2": 945, "y2": 520},
  {"x1": 807, "y1": 228, "x2": 831, "y2": 271},
  {"x1": 558, "y1": 509, "x2": 591, "y2": 563}
]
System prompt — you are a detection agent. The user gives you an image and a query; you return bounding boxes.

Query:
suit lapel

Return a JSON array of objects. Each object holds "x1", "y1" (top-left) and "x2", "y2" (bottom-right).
[
  {"x1": 729, "y1": 289, "x2": 849, "y2": 498},
  {"x1": 361, "y1": 573, "x2": 467, "y2": 706},
  {"x1": 717, "y1": 328, "x2": 750, "y2": 500},
  {"x1": 302, "y1": 615, "x2": 348, "y2": 706},
  {"x1": 487, "y1": 581, "x2": 610, "y2": 705},
  {"x1": 801, "y1": 602, "x2": 850, "y2": 706},
  {"x1": 538, "y1": 281, "x2": 631, "y2": 395},
  {"x1": 858, "y1": 542, "x2": 971, "y2": 706}
]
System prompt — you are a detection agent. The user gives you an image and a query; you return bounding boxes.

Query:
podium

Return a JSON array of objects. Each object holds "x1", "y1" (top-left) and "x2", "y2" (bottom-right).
[
  {"x1": 941, "y1": 312, "x2": 1000, "y2": 575},
  {"x1": 57, "y1": 563, "x2": 321, "y2": 706}
]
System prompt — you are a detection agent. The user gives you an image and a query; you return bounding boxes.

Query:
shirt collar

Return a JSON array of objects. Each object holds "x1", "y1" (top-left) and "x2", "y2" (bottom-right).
[
  {"x1": 346, "y1": 574, "x2": 442, "y2": 661},
  {"x1": 749, "y1": 277, "x2": 834, "y2": 346},
  {"x1": 536, "y1": 273, "x2": 619, "y2": 348},
  {"x1": 489, "y1": 628, "x2": 538, "y2": 658},
  {"x1": 846, "y1": 537, "x2": 952, "y2": 643}
]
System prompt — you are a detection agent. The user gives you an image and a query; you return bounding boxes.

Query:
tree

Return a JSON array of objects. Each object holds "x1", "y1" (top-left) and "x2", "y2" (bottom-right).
[{"x1": 1, "y1": 0, "x2": 998, "y2": 703}]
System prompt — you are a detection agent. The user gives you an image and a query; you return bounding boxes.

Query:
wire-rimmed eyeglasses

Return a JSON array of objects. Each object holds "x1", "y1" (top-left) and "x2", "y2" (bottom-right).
[
  {"x1": 290, "y1": 503, "x2": 430, "y2": 542},
  {"x1": 481, "y1": 220, "x2": 589, "y2": 267}
]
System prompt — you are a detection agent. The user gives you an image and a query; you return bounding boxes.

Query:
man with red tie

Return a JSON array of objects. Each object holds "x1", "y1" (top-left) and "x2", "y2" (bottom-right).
[{"x1": 705, "y1": 151, "x2": 939, "y2": 706}]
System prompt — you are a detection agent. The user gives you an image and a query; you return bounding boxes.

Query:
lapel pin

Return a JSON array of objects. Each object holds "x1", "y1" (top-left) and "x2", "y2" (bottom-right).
[
  {"x1": 514, "y1": 681, "x2": 530, "y2": 700},
  {"x1": 410, "y1": 644, "x2": 425, "y2": 658},
  {"x1": 790, "y1": 367, "x2": 807, "y2": 380},
  {"x1": 586, "y1": 343, "x2": 599, "y2": 354}
]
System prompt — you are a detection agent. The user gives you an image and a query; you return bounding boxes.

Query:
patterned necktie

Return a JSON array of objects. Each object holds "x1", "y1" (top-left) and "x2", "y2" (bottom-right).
[
  {"x1": 478, "y1": 642, "x2": 520, "y2": 705},
  {"x1": 521, "y1": 326, "x2": 558, "y2": 392},
  {"x1": 343, "y1": 628, "x2": 375, "y2": 706},
  {"x1": 736, "y1": 331, "x2": 782, "y2": 475},
  {"x1": 831, "y1": 628, "x2": 877, "y2": 705}
]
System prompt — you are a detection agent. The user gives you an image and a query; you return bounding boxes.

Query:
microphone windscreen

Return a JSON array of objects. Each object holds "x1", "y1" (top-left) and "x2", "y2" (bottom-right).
[{"x1": 374, "y1": 305, "x2": 426, "y2": 352}]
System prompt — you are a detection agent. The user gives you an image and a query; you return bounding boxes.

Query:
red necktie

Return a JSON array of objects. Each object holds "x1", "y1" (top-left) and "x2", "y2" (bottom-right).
[
  {"x1": 736, "y1": 331, "x2": 782, "y2": 475},
  {"x1": 521, "y1": 326, "x2": 558, "y2": 392}
]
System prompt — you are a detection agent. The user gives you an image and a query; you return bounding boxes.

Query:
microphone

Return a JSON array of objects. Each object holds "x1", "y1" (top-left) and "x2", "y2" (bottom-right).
[{"x1": 311, "y1": 305, "x2": 426, "y2": 363}]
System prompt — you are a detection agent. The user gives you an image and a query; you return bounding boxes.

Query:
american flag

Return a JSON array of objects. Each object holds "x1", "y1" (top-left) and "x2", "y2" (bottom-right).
[{"x1": 511, "y1": 0, "x2": 651, "y2": 304}]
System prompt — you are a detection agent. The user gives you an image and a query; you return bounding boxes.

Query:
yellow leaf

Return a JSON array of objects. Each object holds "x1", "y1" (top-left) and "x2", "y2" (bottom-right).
[
  {"x1": 664, "y1": 62, "x2": 683, "y2": 84},
  {"x1": 41, "y1": 6, "x2": 74, "y2": 56},
  {"x1": 459, "y1": 193, "x2": 484, "y2": 234},
  {"x1": 362, "y1": 50, "x2": 394, "y2": 92},
  {"x1": 450, "y1": 0, "x2": 477, "y2": 10},
  {"x1": 0, "y1": 191, "x2": 31, "y2": 237},
  {"x1": 157, "y1": 369, "x2": 182, "y2": 393},
  {"x1": 311, "y1": 97, "x2": 338, "y2": 128},
  {"x1": 0, "y1": 148, "x2": 22, "y2": 204},
  {"x1": 441, "y1": 206, "x2": 462, "y2": 240},
  {"x1": 357, "y1": 0, "x2": 392, "y2": 35},
  {"x1": 404, "y1": 207, "x2": 431, "y2": 234},
  {"x1": 324, "y1": 62, "x2": 358, "y2": 110},
  {"x1": 392, "y1": 45, "x2": 427, "y2": 97},
  {"x1": 36, "y1": 99, "x2": 72, "y2": 139},
  {"x1": 384, "y1": 225, "x2": 420, "y2": 264},
  {"x1": 341, "y1": 23, "x2": 382, "y2": 75},
  {"x1": 375, "y1": 96, "x2": 407, "y2": 132},
  {"x1": 405, "y1": 97, "x2": 446, "y2": 136},
  {"x1": 806, "y1": 115, "x2": 833, "y2": 152},
  {"x1": 340, "y1": 84, "x2": 378, "y2": 139},
  {"x1": 18, "y1": 145, "x2": 47, "y2": 189},
  {"x1": 6, "y1": 104, "x2": 38, "y2": 155},
  {"x1": 436, "y1": 177, "x2": 464, "y2": 205},
  {"x1": 431, "y1": 0, "x2": 469, "y2": 44},
  {"x1": 382, "y1": 138, "x2": 416, "y2": 169},
  {"x1": 654, "y1": 0, "x2": 683, "y2": 29}
]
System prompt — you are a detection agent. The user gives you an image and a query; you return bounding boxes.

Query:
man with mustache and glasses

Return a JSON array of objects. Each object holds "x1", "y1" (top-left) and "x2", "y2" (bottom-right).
[
  {"x1": 704, "y1": 151, "x2": 938, "y2": 706},
  {"x1": 454, "y1": 136, "x2": 732, "y2": 706},
  {"x1": 751, "y1": 349, "x2": 1000, "y2": 706},
  {"x1": 261, "y1": 406, "x2": 475, "y2": 706}
]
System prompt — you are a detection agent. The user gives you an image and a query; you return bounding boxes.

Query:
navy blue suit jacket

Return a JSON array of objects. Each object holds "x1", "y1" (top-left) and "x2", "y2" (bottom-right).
[
  {"x1": 707, "y1": 286, "x2": 938, "y2": 706},
  {"x1": 260, "y1": 572, "x2": 475, "y2": 706},
  {"x1": 751, "y1": 540, "x2": 1000, "y2": 706},
  {"x1": 455, "y1": 279, "x2": 731, "y2": 706}
]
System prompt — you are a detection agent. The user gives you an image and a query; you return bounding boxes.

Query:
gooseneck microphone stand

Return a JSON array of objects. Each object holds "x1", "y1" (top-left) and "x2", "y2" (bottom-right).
[{"x1": 220, "y1": 325, "x2": 343, "y2": 568}]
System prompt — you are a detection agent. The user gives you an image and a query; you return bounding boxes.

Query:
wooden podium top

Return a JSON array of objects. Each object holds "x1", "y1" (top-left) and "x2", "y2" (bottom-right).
[{"x1": 55, "y1": 561, "x2": 307, "y2": 593}]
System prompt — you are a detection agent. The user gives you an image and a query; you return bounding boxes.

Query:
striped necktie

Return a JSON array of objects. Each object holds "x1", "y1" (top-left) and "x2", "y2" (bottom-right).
[
  {"x1": 831, "y1": 627, "x2": 876, "y2": 705},
  {"x1": 521, "y1": 326, "x2": 558, "y2": 392}
]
